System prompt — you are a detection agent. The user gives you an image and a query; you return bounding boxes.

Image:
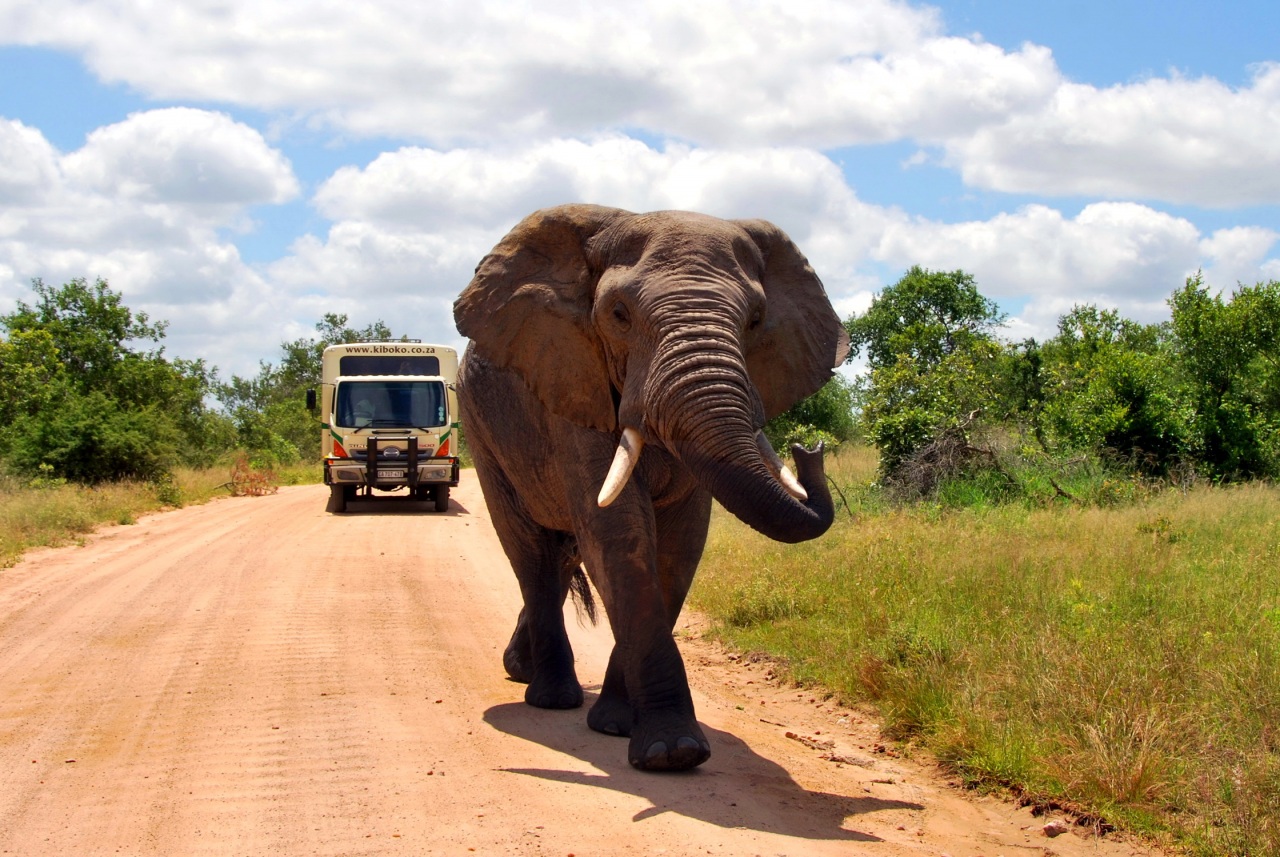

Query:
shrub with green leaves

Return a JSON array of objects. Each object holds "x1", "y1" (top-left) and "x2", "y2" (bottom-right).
[
  {"x1": 0, "y1": 278, "x2": 234, "y2": 481},
  {"x1": 1169, "y1": 275, "x2": 1280, "y2": 480},
  {"x1": 845, "y1": 267, "x2": 1006, "y2": 481},
  {"x1": 764, "y1": 374, "x2": 858, "y2": 453},
  {"x1": 6, "y1": 390, "x2": 181, "y2": 483}
]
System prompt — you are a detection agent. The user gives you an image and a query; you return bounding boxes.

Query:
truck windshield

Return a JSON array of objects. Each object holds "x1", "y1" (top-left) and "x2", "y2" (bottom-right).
[{"x1": 335, "y1": 380, "x2": 447, "y2": 428}]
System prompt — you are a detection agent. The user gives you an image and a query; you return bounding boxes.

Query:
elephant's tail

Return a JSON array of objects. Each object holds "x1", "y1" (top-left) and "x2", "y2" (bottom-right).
[{"x1": 569, "y1": 565, "x2": 598, "y2": 625}]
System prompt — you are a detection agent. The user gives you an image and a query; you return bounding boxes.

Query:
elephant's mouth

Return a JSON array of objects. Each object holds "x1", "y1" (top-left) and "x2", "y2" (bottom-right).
[{"x1": 596, "y1": 427, "x2": 805, "y2": 507}]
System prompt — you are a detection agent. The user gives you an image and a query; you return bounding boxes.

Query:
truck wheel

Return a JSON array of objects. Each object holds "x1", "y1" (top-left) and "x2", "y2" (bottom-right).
[
  {"x1": 327, "y1": 484, "x2": 349, "y2": 514},
  {"x1": 434, "y1": 486, "x2": 450, "y2": 513}
]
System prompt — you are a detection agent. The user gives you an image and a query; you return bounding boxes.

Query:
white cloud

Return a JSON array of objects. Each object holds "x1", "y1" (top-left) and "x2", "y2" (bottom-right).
[
  {"x1": 1198, "y1": 226, "x2": 1280, "y2": 289},
  {"x1": 62, "y1": 108, "x2": 299, "y2": 210},
  {"x1": 944, "y1": 64, "x2": 1280, "y2": 207},
  {"x1": 0, "y1": 109, "x2": 302, "y2": 375},
  {"x1": 0, "y1": 8, "x2": 1275, "y2": 381},
  {"x1": 1, "y1": 109, "x2": 1276, "y2": 376},
  {"x1": 268, "y1": 139, "x2": 881, "y2": 351},
  {"x1": 5, "y1": 0, "x2": 1278, "y2": 209},
  {"x1": 0, "y1": 119, "x2": 59, "y2": 203},
  {"x1": 280, "y1": 141, "x2": 1280, "y2": 356},
  {"x1": 285, "y1": 136, "x2": 879, "y2": 301},
  {"x1": 872, "y1": 200, "x2": 1278, "y2": 337},
  {"x1": 1, "y1": 0, "x2": 1057, "y2": 148}
]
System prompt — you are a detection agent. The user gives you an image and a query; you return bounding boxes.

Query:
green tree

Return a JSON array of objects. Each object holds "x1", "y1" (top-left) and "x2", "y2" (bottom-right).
[
  {"x1": 0, "y1": 327, "x2": 67, "y2": 427},
  {"x1": 847, "y1": 267, "x2": 1006, "y2": 479},
  {"x1": 846, "y1": 266, "x2": 1005, "y2": 372},
  {"x1": 764, "y1": 374, "x2": 858, "y2": 452},
  {"x1": 6, "y1": 391, "x2": 184, "y2": 482},
  {"x1": 0, "y1": 278, "x2": 235, "y2": 480},
  {"x1": 218, "y1": 314, "x2": 399, "y2": 464},
  {"x1": 860, "y1": 340, "x2": 1004, "y2": 476},
  {"x1": 1169, "y1": 275, "x2": 1280, "y2": 479},
  {"x1": 2, "y1": 277, "x2": 168, "y2": 393},
  {"x1": 1033, "y1": 305, "x2": 1188, "y2": 473}
]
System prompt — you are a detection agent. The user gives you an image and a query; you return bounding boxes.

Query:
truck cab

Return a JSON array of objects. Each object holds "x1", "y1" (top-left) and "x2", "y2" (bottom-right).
[{"x1": 315, "y1": 342, "x2": 460, "y2": 512}]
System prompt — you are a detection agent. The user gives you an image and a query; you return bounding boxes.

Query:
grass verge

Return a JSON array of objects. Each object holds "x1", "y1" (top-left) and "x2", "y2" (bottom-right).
[
  {"x1": 0, "y1": 458, "x2": 321, "y2": 568},
  {"x1": 691, "y1": 446, "x2": 1280, "y2": 855}
]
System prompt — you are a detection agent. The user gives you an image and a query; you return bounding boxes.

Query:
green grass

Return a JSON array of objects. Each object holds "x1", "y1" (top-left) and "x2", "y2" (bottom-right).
[
  {"x1": 0, "y1": 458, "x2": 321, "y2": 568},
  {"x1": 692, "y1": 445, "x2": 1280, "y2": 855}
]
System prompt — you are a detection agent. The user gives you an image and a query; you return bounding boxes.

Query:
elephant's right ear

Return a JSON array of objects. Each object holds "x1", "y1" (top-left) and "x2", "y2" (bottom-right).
[{"x1": 454, "y1": 204, "x2": 627, "y2": 433}]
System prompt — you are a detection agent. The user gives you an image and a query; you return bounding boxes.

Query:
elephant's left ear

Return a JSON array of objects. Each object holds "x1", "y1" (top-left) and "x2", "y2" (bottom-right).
[
  {"x1": 735, "y1": 219, "x2": 851, "y2": 420},
  {"x1": 454, "y1": 204, "x2": 627, "y2": 432}
]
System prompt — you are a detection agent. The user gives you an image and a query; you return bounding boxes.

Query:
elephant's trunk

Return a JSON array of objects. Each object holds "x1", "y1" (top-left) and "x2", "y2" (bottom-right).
[
  {"x1": 671, "y1": 425, "x2": 835, "y2": 545},
  {"x1": 640, "y1": 321, "x2": 836, "y2": 544}
]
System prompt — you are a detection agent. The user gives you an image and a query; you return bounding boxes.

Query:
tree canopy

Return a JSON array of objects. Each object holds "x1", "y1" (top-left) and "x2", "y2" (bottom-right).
[
  {"x1": 215, "y1": 313, "x2": 403, "y2": 466},
  {"x1": 846, "y1": 267, "x2": 1280, "y2": 488},
  {"x1": 846, "y1": 265, "x2": 1005, "y2": 371},
  {"x1": 0, "y1": 278, "x2": 230, "y2": 481},
  {"x1": 5, "y1": 271, "x2": 1278, "y2": 493}
]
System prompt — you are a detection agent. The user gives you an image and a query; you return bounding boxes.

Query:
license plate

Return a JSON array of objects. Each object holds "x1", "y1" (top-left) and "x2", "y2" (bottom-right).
[{"x1": 378, "y1": 469, "x2": 406, "y2": 479}]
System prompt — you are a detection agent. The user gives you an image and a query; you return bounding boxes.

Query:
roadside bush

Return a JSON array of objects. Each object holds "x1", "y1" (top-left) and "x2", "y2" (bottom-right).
[
  {"x1": 5, "y1": 390, "x2": 181, "y2": 483},
  {"x1": 861, "y1": 342, "x2": 1003, "y2": 479},
  {"x1": 764, "y1": 375, "x2": 858, "y2": 454}
]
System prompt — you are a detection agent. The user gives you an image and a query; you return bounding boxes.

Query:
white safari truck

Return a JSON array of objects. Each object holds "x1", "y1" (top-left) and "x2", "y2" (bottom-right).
[{"x1": 308, "y1": 342, "x2": 460, "y2": 513}]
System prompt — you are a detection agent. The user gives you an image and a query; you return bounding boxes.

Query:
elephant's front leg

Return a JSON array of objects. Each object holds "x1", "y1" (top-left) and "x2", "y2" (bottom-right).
[
  {"x1": 588, "y1": 487, "x2": 712, "y2": 747},
  {"x1": 614, "y1": 595, "x2": 709, "y2": 771},
  {"x1": 503, "y1": 552, "x2": 585, "y2": 687},
  {"x1": 579, "y1": 498, "x2": 711, "y2": 771}
]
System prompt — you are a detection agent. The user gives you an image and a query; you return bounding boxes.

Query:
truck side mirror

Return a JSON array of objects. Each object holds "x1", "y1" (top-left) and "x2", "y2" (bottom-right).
[{"x1": 306, "y1": 389, "x2": 317, "y2": 411}]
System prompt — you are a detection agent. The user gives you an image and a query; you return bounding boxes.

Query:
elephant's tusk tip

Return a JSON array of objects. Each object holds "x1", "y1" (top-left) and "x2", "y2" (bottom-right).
[
  {"x1": 780, "y1": 465, "x2": 808, "y2": 502},
  {"x1": 598, "y1": 427, "x2": 644, "y2": 508}
]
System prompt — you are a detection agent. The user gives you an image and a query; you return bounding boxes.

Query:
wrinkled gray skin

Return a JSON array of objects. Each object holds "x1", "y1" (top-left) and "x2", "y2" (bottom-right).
[{"x1": 453, "y1": 205, "x2": 849, "y2": 771}]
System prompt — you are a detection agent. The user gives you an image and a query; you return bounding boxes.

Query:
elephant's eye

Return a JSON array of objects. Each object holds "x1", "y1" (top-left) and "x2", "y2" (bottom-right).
[
  {"x1": 612, "y1": 301, "x2": 632, "y2": 330},
  {"x1": 748, "y1": 306, "x2": 764, "y2": 330}
]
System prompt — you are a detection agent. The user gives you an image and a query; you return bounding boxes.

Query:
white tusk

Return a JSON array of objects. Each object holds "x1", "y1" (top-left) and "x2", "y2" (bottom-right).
[
  {"x1": 756, "y1": 431, "x2": 808, "y2": 502},
  {"x1": 598, "y1": 427, "x2": 645, "y2": 507}
]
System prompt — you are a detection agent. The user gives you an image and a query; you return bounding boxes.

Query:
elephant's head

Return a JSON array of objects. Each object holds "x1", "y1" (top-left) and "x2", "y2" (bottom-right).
[{"x1": 454, "y1": 204, "x2": 850, "y2": 543}]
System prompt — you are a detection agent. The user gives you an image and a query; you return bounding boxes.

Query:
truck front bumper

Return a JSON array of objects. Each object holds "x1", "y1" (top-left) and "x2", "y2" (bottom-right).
[{"x1": 324, "y1": 457, "x2": 460, "y2": 488}]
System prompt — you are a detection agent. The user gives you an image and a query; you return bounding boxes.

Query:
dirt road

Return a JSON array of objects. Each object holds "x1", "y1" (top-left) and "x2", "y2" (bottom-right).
[{"x1": 0, "y1": 479, "x2": 1156, "y2": 856}]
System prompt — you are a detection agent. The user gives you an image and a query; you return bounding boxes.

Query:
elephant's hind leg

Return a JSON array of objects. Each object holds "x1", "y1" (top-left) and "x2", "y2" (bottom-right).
[
  {"x1": 502, "y1": 607, "x2": 534, "y2": 683},
  {"x1": 507, "y1": 531, "x2": 584, "y2": 710},
  {"x1": 469, "y1": 447, "x2": 583, "y2": 709}
]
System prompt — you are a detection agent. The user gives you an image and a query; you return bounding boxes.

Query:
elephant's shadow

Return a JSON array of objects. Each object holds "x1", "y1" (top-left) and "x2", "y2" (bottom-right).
[{"x1": 483, "y1": 689, "x2": 922, "y2": 841}]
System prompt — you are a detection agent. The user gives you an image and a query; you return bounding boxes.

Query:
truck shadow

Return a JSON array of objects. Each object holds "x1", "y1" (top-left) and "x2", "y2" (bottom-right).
[
  {"x1": 483, "y1": 696, "x2": 921, "y2": 841},
  {"x1": 336, "y1": 497, "x2": 473, "y2": 517}
]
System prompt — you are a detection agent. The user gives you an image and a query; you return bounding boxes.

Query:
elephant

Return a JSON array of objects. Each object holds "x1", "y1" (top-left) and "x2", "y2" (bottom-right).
[{"x1": 453, "y1": 204, "x2": 849, "y2": 771}]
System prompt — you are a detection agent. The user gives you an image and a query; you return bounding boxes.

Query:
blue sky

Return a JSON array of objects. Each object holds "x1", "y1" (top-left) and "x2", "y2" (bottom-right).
[{"x1": 1, "y1": 1, "x2": 1277, "y2": 377}]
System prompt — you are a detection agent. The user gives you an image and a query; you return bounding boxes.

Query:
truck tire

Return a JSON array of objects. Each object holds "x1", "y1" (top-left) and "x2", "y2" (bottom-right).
[
  {"x1": 327, "y1": 484, "x2": 350, "y2": 514},
  {"x1": 434, "y1": 485, "x2": 450, "y2": 513}
]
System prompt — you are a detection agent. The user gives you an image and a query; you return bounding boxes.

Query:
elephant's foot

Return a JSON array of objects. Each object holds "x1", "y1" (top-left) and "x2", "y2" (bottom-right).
[
  {"x1": 525, "y1": 672, "x2": 584, "y2": 709},
  {"x1": 628, "y1": 713, "x2": 710, "y2": 771},
  {"x1": 587, "y1": 692, "x2": 633, "y2": 737},
  {"x1": 502, "y1": 629, "x2": 533, "y2": 684}
]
